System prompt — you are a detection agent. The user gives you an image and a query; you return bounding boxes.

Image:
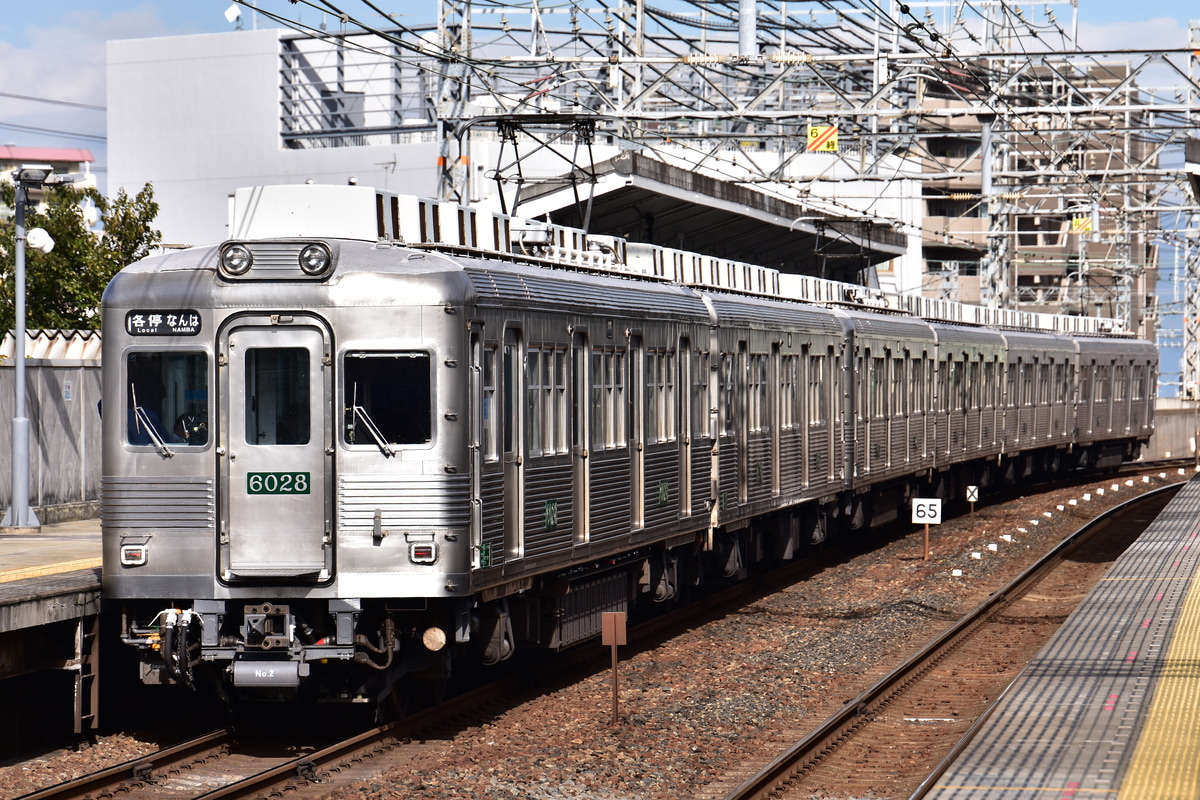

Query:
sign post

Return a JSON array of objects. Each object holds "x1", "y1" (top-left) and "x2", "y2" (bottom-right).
[
  {"x1": 602, "y1": 611, "x2": 627, "y2": 725},
  {"x1": 912, "y1": 499, "x2": 942, "y2": 561},
  {"x1": 967, "y1": 485, "x2": 979, "y2": 516}
]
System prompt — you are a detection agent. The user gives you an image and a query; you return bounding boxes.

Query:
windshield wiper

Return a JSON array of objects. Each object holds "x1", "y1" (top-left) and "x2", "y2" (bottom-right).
[
  {"x1": 131, "y1": 385, "x2": 175, "y2": 458},
  {"x1": 352, "y1": 404, "x2": 395, "y2": 457}
]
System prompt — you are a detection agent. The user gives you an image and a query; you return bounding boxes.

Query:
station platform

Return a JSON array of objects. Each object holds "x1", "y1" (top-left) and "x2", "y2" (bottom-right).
[
  {"x1": 0, "y1": 518, "x2": 101, "y2": 633},
  {"x1": 926, "y1": 475, "x2": 1200, "y2": 800}
]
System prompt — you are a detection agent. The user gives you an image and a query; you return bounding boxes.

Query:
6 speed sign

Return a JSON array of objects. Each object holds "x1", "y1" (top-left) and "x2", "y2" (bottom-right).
[{"x1": 912, "y1": 498, "x2": 942, "y2": 525}]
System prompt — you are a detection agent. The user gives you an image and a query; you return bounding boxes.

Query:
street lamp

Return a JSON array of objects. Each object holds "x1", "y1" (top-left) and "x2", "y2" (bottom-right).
[{"x1": 2, "y1": 165, "x2": 80, "y2": 531}]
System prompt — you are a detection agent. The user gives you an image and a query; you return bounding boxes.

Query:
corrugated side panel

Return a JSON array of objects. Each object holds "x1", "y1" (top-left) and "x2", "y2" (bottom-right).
[
  {"x1": 590, "y1": 454, "x2": 631, "y2": 541},
  {"x1": 480, "y1": 471, "x2": 506, "y2": 567},
  {"x1": 103, "y1": 477, "x2": 215, "y2": 528},
  {"x1": 718, "y1": 446, "x2": 739, "y2": 510},
  {"x1": 524, "y1": 460, "x2": 574, "y2": 560},
  {"x1": 690, "y1": 446, "x2": 711, "y2": 516},
  {"x1": 808, "y1": 435, "x2": 830, "y2": 487},
  {"x1": 964, "y1": 411, "x2": 981, "y2": 452},
  {"x1": 643, "y1": 447, "x2": 678, "y2": 531},
  {"x1": 780, "y1": 431, "x2": 803, "y2": 495},
  {"x1": 338, "y1": 474, "x2": 471, "y2": 530},
  {"x1": 747, "y1": 437, "x2": 773, "y2": 504}
]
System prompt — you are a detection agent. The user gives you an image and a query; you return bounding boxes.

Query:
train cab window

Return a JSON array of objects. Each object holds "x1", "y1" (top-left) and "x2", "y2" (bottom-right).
[
  {"x1": 343, "y1": 351, "x2": 432, "y2": 447},
  {"x1": 125, "y1": 352, "x2": 208, "y2": 448}
]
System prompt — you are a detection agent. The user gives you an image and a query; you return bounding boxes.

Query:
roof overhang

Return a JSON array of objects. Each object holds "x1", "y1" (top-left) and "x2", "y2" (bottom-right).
[{"x1": 510, "y1": 152, "x2": 907, "y2": 285}]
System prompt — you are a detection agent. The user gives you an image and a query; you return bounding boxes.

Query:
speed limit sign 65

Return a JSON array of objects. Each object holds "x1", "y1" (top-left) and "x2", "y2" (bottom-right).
[{"x1": 912, "y1": 498, "x2": 942, "y2": 525}]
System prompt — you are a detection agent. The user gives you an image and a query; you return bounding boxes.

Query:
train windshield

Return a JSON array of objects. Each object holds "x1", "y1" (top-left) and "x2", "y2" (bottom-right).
[
  {"x1": 126, "y1": 351, "x2": 209, "y2": 447},
  {"x1": 343, "y1": 351, "x2": 432, "y2": 446}
]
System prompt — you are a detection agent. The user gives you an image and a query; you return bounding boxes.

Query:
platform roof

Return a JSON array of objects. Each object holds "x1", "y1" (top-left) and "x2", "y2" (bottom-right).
[{"x1": 510, "y1": 151, "x2": 907, "y2": 286}]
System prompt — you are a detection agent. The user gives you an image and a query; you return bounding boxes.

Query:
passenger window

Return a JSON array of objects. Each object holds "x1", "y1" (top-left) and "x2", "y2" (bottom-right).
[
  {"x1": 343, "y1": 351, "x2": 432, "y2": 446},
  {"x1": 125, "y1": 351, "x2": 209, "y2": 447}
]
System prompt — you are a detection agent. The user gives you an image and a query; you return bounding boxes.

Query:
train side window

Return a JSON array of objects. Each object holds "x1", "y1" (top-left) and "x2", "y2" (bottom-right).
[
  {"x1": 343, "y1": 351, "x2": 432, "y2": 446},
  {"x1": 808, "y1": 354, "x2": 825, "y2": 425},
  {"x1": 527, "y1": 345, "x2": 567, "y2": 456},
  {"x1": 1095, "y1": 365, "x2": 1109, "y2": 402},
  {"x1": 780, "y1": 354, "x2": 796, "y2": 430},
  {"x1": 126, "y1": 351, "x2": 208, "y2": 447}
]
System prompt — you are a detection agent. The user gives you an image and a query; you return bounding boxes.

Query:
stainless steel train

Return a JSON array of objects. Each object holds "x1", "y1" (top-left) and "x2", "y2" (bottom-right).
[{"x1": 101, "y1": 184, "x2": 1156, "y2": 704}]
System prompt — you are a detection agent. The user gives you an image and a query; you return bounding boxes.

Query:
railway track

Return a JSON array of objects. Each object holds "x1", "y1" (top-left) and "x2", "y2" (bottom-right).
[
  {"x1": 13, "y1": 468, "x2": 1188, "y2": 800},
  {"x1": 720, "y1": 482, "x2": 1181, "y2": 800}
]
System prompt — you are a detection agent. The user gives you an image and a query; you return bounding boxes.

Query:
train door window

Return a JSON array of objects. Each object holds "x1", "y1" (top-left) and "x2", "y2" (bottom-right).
[
  {"x1": 1095, "y1": 365, "x2": 1109, "y2": 402},
  {"x1": 1115, "y1": 365, "x2": 1127, "y2": 402},
  {"x1": 482, "y1": 346, "x2": 499, "y2": 461},
  {"x1": 1020, "y1": 362, "x2": 1033, "y2": 407},
  {"x1": 663, "y1": 350, "x2": 676, "y2": 442},
  {"x1": 720, "y1": 353, "x2": 735, "y2": 437},
  {"x1": 343, "y1": 351, "x2": 432, "y2": 447},
  {"x1": 1078, "y1": 363, "x2": 1091, "y2": 404},
  {"x1": 1039, "y1": 362, "x2": 1050, "y2": 405},
  {"x1": 245, "y1": 348, "x2": 310, "y2": 445},
  {"x1": 125, "y1": 351, "x2": 209, "y2": 447},
  {"x1": 968, "y1": 361, "x2": 980, "y2": 409},
  {"x1": 911, "y1": 358, "x2": 923, "y2": 414},
  {"x1": 1006, "y1": 362, "x2": 1017, "y2": 409},
  {"x1": 691, "y1": 349, "x2": 709, "y2": 440},
  {"x1": 892, "y1": 357, "x2": 905, "y2": 416},
  {"x1": 1133, "y1": 365, "x2": 1145, "y2": 400}
]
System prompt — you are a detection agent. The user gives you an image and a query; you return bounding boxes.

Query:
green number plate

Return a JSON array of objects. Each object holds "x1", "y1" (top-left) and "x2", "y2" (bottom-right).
[{"x1": 247, "y1": 471, "x2": 311, "y2": 494}]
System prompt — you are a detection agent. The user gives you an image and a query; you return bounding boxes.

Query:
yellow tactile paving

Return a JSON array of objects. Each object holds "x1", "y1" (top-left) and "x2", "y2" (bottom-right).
[
  {"x1": 0, "y1": 557, "x2": 102, "y2": 584},
  {"x1": 1118, "y1": 562, "x2": 1200, "y2": 799}
]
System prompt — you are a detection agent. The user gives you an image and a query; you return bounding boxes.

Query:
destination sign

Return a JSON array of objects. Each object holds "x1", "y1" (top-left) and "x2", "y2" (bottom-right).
[{"x1": 126, "y1": 310, "x2": 202, "y2": 336}]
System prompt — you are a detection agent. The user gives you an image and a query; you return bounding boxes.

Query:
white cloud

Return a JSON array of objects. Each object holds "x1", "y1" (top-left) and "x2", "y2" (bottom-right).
[{"x1": 1077, "y1": 16, "x2": 1189, "y2": 50}]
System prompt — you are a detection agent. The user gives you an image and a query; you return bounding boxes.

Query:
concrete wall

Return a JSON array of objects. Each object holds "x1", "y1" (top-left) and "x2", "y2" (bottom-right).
[
  {"x1": 1144, "y1": 398, "x2": 1200, "y2": 461},
  {"x1": 0, "y1": 362, "x2": 102, "y2": 523}
]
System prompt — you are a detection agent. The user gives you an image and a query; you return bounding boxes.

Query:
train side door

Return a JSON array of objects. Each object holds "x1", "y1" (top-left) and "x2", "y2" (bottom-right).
[
  {"x1": 630, "y1": 334, "x2": 646, "y2": 530},
  {"x1": 220, "y1": 320, "x2": 331, "y2": 579},
  {"x1": 502, "y1": 327, "x2": 525, "y2": 561},
  {"x1": 572, "y1": 330, "x2": 591, "y2": 545},
  {"x1": 678, "y1": 337, "x2": 692, "y2": 516}
]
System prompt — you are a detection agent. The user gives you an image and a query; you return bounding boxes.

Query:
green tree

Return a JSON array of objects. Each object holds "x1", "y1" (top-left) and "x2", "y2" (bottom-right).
[{"x1": 0, "y1": 182, "x2": 161, "y2": 331}]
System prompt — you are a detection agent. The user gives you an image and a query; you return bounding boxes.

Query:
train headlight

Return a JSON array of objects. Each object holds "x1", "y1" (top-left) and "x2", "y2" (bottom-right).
[
  {"x1": 221, "y1": 243, "x2": 253, "y2": 275},
  {"x1": 298, "y1": 243, "x2": 331, "y2": 275}
]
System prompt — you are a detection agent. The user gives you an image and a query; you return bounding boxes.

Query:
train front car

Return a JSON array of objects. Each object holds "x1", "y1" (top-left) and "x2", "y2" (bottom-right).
[{"x1": 101, "y1": 198, "x2": 473, "y2": 705}]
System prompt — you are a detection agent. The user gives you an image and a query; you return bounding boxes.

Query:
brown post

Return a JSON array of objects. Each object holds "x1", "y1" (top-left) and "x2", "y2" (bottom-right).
[{"x1": 602, "y1": 612, "x2": 627, "y2": 725}]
